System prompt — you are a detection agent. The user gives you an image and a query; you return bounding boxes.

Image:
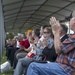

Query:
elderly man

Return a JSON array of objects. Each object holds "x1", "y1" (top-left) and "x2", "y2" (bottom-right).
[{"x1": 26, "y1": 11, "x2": 75, "y2": 75}]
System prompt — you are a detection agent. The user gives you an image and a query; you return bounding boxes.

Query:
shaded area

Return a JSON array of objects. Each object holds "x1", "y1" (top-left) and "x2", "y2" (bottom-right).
[{"x1": 2, "y1": 0, "x2": 75, "y2": 33}]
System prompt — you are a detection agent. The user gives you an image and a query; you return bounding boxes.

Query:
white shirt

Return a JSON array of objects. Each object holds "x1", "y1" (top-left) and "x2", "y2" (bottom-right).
[
  {"x1": 16, "y1": 41, "x2": 20, "y2": 48},
  {"x1": 39, "y1": 35, "x2": 44, "y2": 41}
]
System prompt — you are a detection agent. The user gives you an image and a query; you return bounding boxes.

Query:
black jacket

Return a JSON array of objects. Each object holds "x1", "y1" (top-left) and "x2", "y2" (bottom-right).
[{"x1": 42, "y1": 34, "x2": 69, "y2": 62}]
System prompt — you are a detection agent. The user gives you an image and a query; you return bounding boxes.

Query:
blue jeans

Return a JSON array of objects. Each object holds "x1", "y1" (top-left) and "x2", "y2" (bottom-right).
[
  {"x1": 26, "y1": 62, "x2": 68, "y2": 75},
  {"x1": 13, "y1": 57, "x2": 33, "y2": 75}
]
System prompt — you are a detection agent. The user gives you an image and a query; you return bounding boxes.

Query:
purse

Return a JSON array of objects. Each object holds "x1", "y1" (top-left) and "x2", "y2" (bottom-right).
[{"x1": 27, "y1": 52, "x2": 35, "y2": 58}]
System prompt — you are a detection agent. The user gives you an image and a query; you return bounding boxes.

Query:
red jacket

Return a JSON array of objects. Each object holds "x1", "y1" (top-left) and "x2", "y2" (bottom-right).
[{"x1": 20, "y1": 39, "x2": 30, "y2": 49}]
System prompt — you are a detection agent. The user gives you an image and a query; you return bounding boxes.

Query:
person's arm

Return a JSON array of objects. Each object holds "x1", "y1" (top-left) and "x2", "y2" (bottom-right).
[
  {"x1": 53, "y1": 33, "x2": 62, "y2": 54},
  {"x1": 50, "y1": 17, "x2": 75, "y2": 54},
  {"x1": 24, "y1": 47, "x2": 32, "y2": 52},
  {"x1": 50, "y1": 17, "x2": 62, "y2": 54}
]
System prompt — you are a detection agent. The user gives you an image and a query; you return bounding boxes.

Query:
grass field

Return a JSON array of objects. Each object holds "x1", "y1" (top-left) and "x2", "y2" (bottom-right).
[{"x1": 0, "y1": 50, "x2": 13, "y2": 75}]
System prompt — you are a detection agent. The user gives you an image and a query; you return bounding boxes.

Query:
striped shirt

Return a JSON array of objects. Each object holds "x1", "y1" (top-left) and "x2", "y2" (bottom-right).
[{"x1": 56, "y1": 33, "x2": 75, "y2": 75}]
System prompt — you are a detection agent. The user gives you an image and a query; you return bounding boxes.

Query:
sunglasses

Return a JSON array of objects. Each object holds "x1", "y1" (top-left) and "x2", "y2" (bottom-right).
[{"x1": 44, "y1": 32, "x2": 50, "y2": 34}]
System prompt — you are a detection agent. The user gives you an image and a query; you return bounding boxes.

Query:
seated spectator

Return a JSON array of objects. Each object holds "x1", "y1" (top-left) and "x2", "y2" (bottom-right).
[
  {"x1": 13, "y1": 28, "x2": 40, "y2": 75},
  {"x1": 42, "y1": 23, "x2": 69, "y2": 61},
  {"x1": 26, "y1": 14, "x2": 75, "y2": 75},
  {"x1": 13, "y1": 31, "x2": 32, "y2": 69},
  {"x1": 13, "y1": 26, "x2": 55, "y2": 75},
  {"x1": 6, "y1": 39, "x2": 17, "y2": 66},
  {"x1": 16, "y1": 31, "x2": 32, "y2": 59},
  {"x1": 40, "y1": 27, "x2": 54, "y2": 48}
]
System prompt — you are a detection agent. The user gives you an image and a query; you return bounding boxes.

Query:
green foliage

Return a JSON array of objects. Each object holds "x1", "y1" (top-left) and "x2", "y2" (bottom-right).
[{"x1": 6, "y1": 33, "x2": 14, "y2": 40}]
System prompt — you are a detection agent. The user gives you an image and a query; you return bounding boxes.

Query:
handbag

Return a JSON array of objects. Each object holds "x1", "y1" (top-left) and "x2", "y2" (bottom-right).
[
  {"x1": 27, "y1": 49, "x2": 36, "y2": 58},
  {"x1": 0, "y1": 61, "x2": 11, "y2": 73},
  {"x1": 27, "y1": 52, "x2": 35, "y2": 58}
]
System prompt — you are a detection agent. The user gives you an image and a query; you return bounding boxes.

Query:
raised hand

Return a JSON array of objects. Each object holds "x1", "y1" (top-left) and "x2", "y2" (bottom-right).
[{"x1": 49, "y1": 17, "x2": 61, "y2": 35}]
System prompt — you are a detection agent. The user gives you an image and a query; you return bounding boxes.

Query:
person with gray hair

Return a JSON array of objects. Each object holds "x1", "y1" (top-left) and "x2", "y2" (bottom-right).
[{"x1": 26, "y1": 10, "x2": 75, "y2": 75}]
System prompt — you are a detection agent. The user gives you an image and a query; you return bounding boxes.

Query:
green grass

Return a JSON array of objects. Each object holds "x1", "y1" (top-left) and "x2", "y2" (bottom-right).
[{"x1": 0, "y1": 50, "x2": 13, "y2": 75}]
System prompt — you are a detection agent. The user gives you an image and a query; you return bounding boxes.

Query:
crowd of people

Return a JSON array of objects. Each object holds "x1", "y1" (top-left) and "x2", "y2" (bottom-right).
[{"x1": 5, "y1": 10, "x2": 75, "y2": 75}]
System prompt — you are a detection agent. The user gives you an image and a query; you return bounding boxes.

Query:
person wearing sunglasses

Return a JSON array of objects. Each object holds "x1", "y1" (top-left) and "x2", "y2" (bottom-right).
[{"x1": 26, "y1": 10, "x2": 75, "y2": 75}]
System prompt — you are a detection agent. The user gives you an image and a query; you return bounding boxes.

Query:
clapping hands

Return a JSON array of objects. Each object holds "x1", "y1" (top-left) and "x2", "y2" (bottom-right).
[
  {"x1": 49, "y1": 17, "x2": 61, "y2": 35},
  {"x1": 40, "y1": 39, "x2": 48, "y2": 48}
]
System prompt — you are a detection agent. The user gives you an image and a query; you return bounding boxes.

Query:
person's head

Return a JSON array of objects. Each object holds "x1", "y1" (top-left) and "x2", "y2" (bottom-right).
[
  {"x1": 33, "y1": 28, "x2": 40, "y2": 38},
  {"x1": 32, "y1": 28, "x2": 40, "y2": 43},
  {"x1": 32, "y1": 30, "x2": 35, "y2": 38},
  {"x1": 10, "y1": 39, "x2": 16, "y2": 46},
  {"x1": 60, "y1": 23, "x2": 68, "y2": 36},
  {"x1": 67, "y1": 10, "x2": 75, "y2": 32},
  {"x1": 70, "y1": 17, "x2": 75, "y2": 31},
  {"x1": 23, "y1": 34, "x2": 27, "y2": 39},
  {"x1": 43, "y1": 27, "x2": 53, "y2": 39},
  {"x1": 18, "y1": 35, "x2": 24, "y2": 41},
  {"x1": 40, "y1": 25, "x2": 48, "y2": 36},
  {"x1": 26, "y1": 30, "x2": 33, "y2": 39}
]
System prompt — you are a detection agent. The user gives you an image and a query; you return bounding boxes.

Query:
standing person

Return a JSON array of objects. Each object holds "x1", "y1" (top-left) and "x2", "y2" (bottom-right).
[{"x1": 26, "y1": 12, "x2": 75, "y2": 75}]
